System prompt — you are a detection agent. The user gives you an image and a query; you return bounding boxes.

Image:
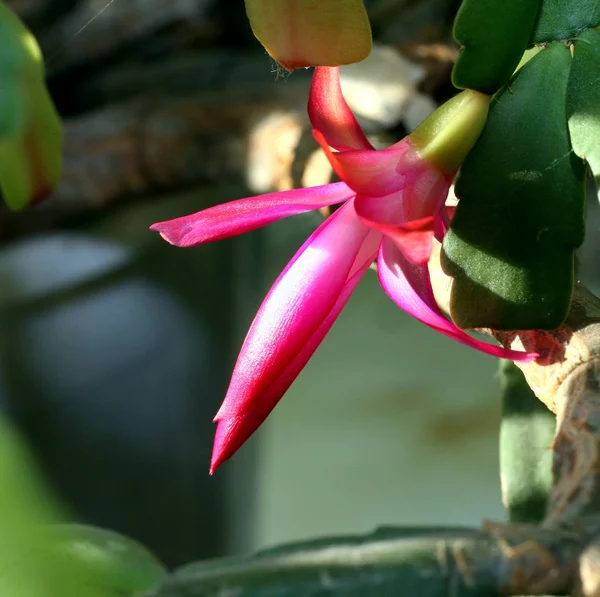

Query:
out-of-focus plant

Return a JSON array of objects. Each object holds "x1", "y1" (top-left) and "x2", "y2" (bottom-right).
[
  {"x1": 0, "y1": 2, "x2": 62, "y2": 210},
  {"x1": 0, "y1": 5, "x2": 169, "y2": 595},
  {"x1": 0, "y1": 416, "x2": 168, "y2": 597}
]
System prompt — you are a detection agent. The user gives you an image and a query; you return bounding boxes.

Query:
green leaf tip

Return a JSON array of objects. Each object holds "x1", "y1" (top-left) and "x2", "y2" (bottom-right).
[{"x1": 452, "y1": 0, "x2": 542, "y2": 94}]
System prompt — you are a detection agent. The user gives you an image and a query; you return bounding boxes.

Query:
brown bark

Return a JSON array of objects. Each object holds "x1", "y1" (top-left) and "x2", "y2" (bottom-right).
[{"x1": 426, "y1": 246, "x2": 600, "y2": 594}]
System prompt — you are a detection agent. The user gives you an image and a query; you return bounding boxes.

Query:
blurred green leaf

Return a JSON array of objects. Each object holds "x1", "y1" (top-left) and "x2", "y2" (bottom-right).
[
  {"x1": 442, "y1": 43, "x2": 585, "y2": 331},
  {"x1": 451, "y1": 0, "x2": 541, "y2": 93},
  {"x1": 0, "y1": 416, "x2": 167, "y2": 596},
  {"x1": 567, "y1": 28, "x2": 600, "y2": 188},
  {"x1": 48, "y1": 525, "x2": 168, "y2": 596},
  {"x1": 0, "y1": 419, "x2": 106, "y2": 597},
  {"x1": 499, "y1": 361, "x2": 554, "y2": 524},
  {"x1": 0, "y1": 2, "x2": 63, "y2": 210},
  {"x1": 532, "y1": 0, "x2": 600, "y2": 43}
]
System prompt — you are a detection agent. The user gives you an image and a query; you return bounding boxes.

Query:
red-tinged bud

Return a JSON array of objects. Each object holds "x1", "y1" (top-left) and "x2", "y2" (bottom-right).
[
  {"x1": 244, "y1": 0, "x2": 372, "y2": 71},
  {"x1": 0, "y1": 3, "x2": 63, "y2": 210}
]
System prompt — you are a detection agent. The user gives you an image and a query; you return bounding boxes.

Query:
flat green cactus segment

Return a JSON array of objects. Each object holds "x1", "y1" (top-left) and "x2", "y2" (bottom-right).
[
  {"x1": 499, "y1": 361, "x2": 554, "y2": 524},
  {"x1": 155, "y1": 526, "x2": 500, "y2": 597},
  {"x1": 532, "y1": 0, "x2": 600, "y2": 42},
  {"x1": 451, "y1": 0, "x2": 542, "y2": 93},
  {"x1": 442, "y1": 43, "x2": 585, "y2": 331},
  {"x1": 567, "y1": 28, "x2": 600, "y2": 187}
]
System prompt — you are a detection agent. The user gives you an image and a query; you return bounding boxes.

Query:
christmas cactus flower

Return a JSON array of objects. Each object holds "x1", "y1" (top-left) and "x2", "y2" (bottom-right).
[{"x1": 151, "y1": 67, "x2": 537, "y2": 473}]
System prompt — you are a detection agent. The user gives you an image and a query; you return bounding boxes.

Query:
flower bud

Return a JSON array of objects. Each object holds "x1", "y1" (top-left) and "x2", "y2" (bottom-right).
[{"x1": 245, "y1": 0, "x2": 372, "y2": 70}]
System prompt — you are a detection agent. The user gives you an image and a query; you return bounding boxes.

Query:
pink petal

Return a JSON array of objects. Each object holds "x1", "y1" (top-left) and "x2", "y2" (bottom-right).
[
  {"x1": 313, "y1": 130, "x2": 419, "y2": 197},
  {"x1": 354, "y1": 212, "x2": 436, "y2": 265},
  {"x1": 352, "y1": 168, "x2": 451, "y2": 225},
  {"x1": 150, "y1": 182, "x2": 355, "y2": 247},
  {"x1": 210, "y1": 252, "x2": 375, "y2": 473},
  {"x1": 308, "y1": 66, "x2": 373, "y2": 151},
  {"x1": 377, "y1": 238, "x2": 538, "y2": 362},
  {"x1": 210, "y1": 201, "x2": 379, "y2": 472},
  {"x1": 352, "y1": 168, "x2": 450, "y2": 264}
]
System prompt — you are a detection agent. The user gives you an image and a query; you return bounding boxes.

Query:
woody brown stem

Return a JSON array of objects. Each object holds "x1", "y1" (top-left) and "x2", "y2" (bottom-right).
[{"x1": 428, "y1": 243, "x2": 600, "y2": 594}]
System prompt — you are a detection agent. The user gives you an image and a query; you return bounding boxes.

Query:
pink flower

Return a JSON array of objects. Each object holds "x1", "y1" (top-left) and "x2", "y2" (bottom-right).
[{"x1": 151, "y1": 66, "x2": 537, "y2": 473}]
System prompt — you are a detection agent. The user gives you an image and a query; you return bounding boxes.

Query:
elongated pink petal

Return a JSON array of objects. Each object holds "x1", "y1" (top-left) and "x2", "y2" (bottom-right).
[
  {"x1": 308, "y1": 66, "x2": 373, "y2": 151},
  {"x1": 377, "y1": 238, "x2": 538, "y2": 362},
  {"x1": 150, "y1": 182, "x2": 355, "y2": 247},
  {"x1": 313, "y1": 130, "x2": 419, "y2": 197},
  {"x1": 210, "y1": 201, "x2": 379, "y2": 472},
  {"x1": 210, "y1": 253, "x2": 375, "y2": 473}
]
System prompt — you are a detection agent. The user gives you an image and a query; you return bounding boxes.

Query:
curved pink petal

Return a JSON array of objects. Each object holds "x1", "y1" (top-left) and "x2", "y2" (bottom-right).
[
  {"x1": 210, "y1": 202, "x2": 380, "y2": 472},
  {"x1": 377, "y1": 238, "x2": 538, "y2": 362},
  {"x1": 210, "y1": 253, "x2": 375, "y2": 473},
  {"x1": 353, "y1": 169, "x2": 451, "y2": 226},
  {"x1": 150, "y1": 182, "x2": 355, "y2": 247},
  {"x1": 354, "y1": 212, "x2": 436, "y2": 265},
  {"x1": 308, "y1": 66, "x2": 373, "y2": 151},
  {"x1": 313, "y1": 130, "x2": 419, "y2": 197}
]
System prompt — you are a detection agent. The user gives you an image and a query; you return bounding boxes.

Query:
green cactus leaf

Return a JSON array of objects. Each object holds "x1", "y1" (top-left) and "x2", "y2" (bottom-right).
[
  {"x1": 442, "y1": 43, "x2": 585, "y2": 331},
  {"x1": 567, "y1": 28, "x2": 600, "y2": 189},
  {"x1": 532, "y1": 0, "x2": 600, "y2": 43},
  {"x1": 451, "y1": 0, "x2": 542, "y2": 93}
]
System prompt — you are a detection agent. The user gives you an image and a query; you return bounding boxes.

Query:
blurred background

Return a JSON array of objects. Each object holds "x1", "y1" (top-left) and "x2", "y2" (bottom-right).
[{"x1": 2, "y1": 0, "x2": 599, "y2": 572}]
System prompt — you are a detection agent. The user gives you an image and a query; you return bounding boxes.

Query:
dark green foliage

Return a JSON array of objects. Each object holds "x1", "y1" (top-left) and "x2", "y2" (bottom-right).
[
  {"x1": 451, "y1": 0, "x2": 541, "y2": 93},
  {"x1": 154, "y1": 527, "x2": 499, "y2": 597},
  {"x1": 442, "y1": 43, "x2": 586, "y2": 331},
  {"x1": 532, "y1": 0, "x2": 600, "y2": 43},
  {"x1": 567, "y1": 28, "x2": 600, "y2": 187},
  {"x1": 499, "y1": 361, "x2": 555, "y2": 524}
]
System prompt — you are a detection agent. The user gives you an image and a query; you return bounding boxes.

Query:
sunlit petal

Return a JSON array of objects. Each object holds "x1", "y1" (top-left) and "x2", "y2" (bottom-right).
[
  {"x1": 308, "y1": 66, "x2": 373, "y2": 151},
  {"x1": 150, "y1": 182, "x2": 355, "y2": 247},
  {"x1": 210, "y1": 202, "x2": 378, "y2": 471}
]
